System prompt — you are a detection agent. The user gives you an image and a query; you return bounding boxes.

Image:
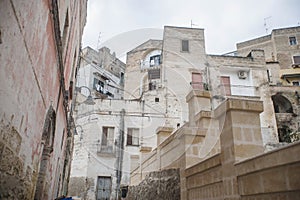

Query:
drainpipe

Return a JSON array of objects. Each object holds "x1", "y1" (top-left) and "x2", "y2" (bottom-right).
[
  {"x1": 51, "y1": 0, "x2": 69, "y2": 127},
  {"x1": 116, "y1": 109, "x2": 125, "y2": 199}
]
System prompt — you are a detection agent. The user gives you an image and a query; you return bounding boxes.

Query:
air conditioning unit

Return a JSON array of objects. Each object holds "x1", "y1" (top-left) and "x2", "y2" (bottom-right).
[{"x1": 238, "y1": 71, "x2": 247, "y2": 79}]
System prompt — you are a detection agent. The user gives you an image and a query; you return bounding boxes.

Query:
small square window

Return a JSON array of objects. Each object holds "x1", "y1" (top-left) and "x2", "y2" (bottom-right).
[
  {"x1": 293, "y1": 56, "x2": 300, "y2": 64},
  {"x1": 182, "y1": 40, "x2": 189, "y2": 52},
  {"x1": 155, "y1": 97, "x2": 159, "y2": 102},
  {"x1": 292, "y1": 81, "x2": 299, "y2": 86},
  {"x1": 289, "y1": 36, "x2": 297, "y2": 45}
]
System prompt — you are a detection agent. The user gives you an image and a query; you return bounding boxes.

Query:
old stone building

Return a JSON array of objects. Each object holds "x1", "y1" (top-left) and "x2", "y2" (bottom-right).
[
  {"x1": 126, "y1": 26, "x2": 279, "y2": 147},
  {"x1": 236, "y1": 26, "x2": 300, "y2": 144},
  {"x1": 77, "y1": 46, "x2": 126, "y2": 100},
  {"x1": 68, "y1": 46, "x2": 128, "y2": 199},
  {"x1": 67, "y1": 26, "x2": 300, "y2": 200},
  {"x1": 126, "y1": 26, "x2": 300, "y2": 200},
  {"x1": 0, "y1": 0, "x2": 87, "y2": 199}
]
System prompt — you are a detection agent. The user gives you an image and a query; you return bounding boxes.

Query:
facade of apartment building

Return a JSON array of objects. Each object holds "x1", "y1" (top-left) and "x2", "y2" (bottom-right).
[
  {"x1": 77, "y1": 46, "x2": 126, "y2": 100},
  {"x1": 236, "y1": 26, "x2": 300, "y2": 144},
  {"x1": 0, "y1": 0, "x2": 87, "y2": 200},
  {"x1": 126, "y1": 26, "x2": 300, "y2": 200},
  {"x1": 126, "y1": 26, "x2": 278, "y2": 146},
  {"x1": 68, "y1": 46, "x2": 127, "y2": 200},
  {"x1": 67, "y1": 26, "x2": 294, "y2": 200}
]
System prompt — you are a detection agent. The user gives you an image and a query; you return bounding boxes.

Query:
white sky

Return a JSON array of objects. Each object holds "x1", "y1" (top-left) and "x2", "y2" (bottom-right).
[{"x1": 82, "y1": 0, "x2": 300, "y2": 60}]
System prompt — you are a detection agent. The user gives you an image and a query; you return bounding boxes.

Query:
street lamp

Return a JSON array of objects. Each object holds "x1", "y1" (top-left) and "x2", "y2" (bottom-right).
[{"x1": 75, "y1": 86, "x2": 95, "y2": 105}]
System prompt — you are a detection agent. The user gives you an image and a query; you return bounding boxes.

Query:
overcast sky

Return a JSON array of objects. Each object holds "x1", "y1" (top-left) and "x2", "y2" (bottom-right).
[{"x1": 82, "y1": 0, "x2": 300, "y2": 61}]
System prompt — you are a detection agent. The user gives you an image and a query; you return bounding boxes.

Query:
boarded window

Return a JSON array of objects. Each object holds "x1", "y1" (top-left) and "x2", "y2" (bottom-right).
[
  {"x1": 127, "y1": 128, "x2": 139, "y2": 146},
  {"x1": 148, "y1": 69, "x2": 160, "y2": 79},
  {"x1": 182, "y1": 40, "x2": 189, "y2": 52},
  {"x1": 191, "y1": 72, "x2": 203, "y2": 90},
  {"x1": 220, "y1": 76, "x2": 231, "y2": 96}
]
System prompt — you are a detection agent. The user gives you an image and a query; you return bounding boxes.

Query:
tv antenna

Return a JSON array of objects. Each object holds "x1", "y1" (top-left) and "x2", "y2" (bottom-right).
[
  {"x1": 96, "y1": 32, "x2": 101, "y2": 50},
  {"x1": 191, "y1": 20, "x2": 198, "y2": 28},
  {"x1": 264, "y1": 16, "x2": 272, "y2": 34}
]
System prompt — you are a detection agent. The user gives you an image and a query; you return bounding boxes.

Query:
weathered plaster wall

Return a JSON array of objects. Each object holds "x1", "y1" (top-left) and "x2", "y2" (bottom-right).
[{"x1": 0, "y1": 0, "x2": 87, "y2": 199}]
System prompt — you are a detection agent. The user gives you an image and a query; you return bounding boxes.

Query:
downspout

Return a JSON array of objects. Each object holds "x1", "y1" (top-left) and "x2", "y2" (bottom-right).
[
  {"x1": 51, "y1": 0, "x2": 70, "y2": 131},
  {"x1": 116, "y1": 109, "x2": 125, "y2": 199}
]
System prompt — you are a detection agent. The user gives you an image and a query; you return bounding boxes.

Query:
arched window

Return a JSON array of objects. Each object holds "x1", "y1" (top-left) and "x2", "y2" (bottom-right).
[
  {"x1": 34, "y1": 106, "x2": 56, "y2": 200},
  {"x1": 271, "y1": 94, "x2": 293, "y2": 113}
]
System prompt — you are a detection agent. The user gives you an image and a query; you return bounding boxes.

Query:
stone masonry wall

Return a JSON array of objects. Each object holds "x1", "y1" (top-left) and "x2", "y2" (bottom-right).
[{"x1": 125, "y1": 168, "x2": 180, "y2": 200}]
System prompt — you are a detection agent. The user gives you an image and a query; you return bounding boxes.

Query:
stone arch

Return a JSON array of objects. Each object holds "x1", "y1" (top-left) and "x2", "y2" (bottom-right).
[
  {"x1": 34, "y1": 106, "x2": 56, "y2": 200},
  {"x1": 142, "y1": 48, "x2": 161, "y2": 59},
  {"x1": 271, "y1": 93, "x2": 293, "y2": 113},
  {"x1": 271, "y1": 93, "x2": 294, "y2": 143}
]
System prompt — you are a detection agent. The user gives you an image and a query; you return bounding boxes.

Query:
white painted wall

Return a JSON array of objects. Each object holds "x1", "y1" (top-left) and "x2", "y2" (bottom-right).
[{"x1": 220, "y1": 68, "x2": 255, "y2": 96}]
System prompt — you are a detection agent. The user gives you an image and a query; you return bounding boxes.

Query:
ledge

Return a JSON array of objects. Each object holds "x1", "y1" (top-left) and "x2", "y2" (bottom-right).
[
  {"x1": 186, "y1": 90, "x2": 211, "y2": 102},
  {"x1": 214, "y1": 98, "x2": 264, "y2": 118}
]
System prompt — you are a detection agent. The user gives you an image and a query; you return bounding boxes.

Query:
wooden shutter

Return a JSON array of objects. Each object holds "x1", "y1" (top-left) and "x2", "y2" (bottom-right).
[
  {"x1": 127, "y1": 129, "x2": 132, "y2": 145},
  {"x1": 192, "y1": 73, "x2": 203, "y2": 90},
  {"x1": 101, "y1": 127, "x2": 108, "y2": 146},
  {"x1": 220, "y1": 76, "x2": 231, "y2": 96}
]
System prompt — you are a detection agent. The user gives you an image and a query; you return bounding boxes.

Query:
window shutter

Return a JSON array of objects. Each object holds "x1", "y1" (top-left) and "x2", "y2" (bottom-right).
[
  {"x1": 148, "y1": 69, "x2": 160, "y2": 80},
  {"x1": 192, "y1": 73, "x2": 203, "y2": 90},
  {"x1": 220, "y1": 76, "x2": 231, "y2": 96},
  {"x1": 127, "y1": 129, "x2": 132, "y2": 145}
]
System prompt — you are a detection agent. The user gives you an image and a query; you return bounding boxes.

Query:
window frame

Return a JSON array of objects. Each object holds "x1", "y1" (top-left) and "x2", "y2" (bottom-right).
[
  {"x1": 127, "y1": 128, "x2": 139, "y2": 146},
  {"x1": 100, "y1": 127, "x2": 115, "y2": 153},
  {"x1": 181, "y1": 40, "x2": 189, "y2": 52},
  {"x1": 220, "y1": 76, "x2": 231, "y2": 96},
  {"x1": 289, "y1": 36, "x2": 297, "y2": 45}
]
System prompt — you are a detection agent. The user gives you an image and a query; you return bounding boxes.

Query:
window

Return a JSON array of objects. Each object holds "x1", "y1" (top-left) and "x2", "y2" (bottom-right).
[
  {"x1": 93, "y1": 78, "x2": 104, "y2": 93},
  {"x1": 191, "y1": 72, "x2": 203, "y2": 90},
  {"x1": 62, "y1": 9, "x2": 69, "y2": 51},
  {"x1": 149, "y1": 81, "x2": 156, "y2": 91},
  {"x1": 149, "y1": 55, "x2": 161, "y2": 66},
  {"x1": 293, "y1": 56, "x2": 300, "y2": 64},
  {"x1": 289, "y1": 36, "x2": 297, "y2": 45},
  {"x1": 182, "y1": 40, "x2": 189, "y2": 52},
  {"x1": 148, "y1": 68, "x2": 160, "y2": 80},
  {"x1": 155, "y1": 97, "x2": 159, "y2": 102},
  {"x1": 292, "y1": 81, "x2": 299, "y2": 86},
  {"x1": 127, "y1": 128, "x2": 139, "y2": 146},
  {"x1": 267, "y1": 69, "x2": 271, "y2": 83},
  {"x1": 101, "y1": 127, "x2": 114, "y2": 153},
  {"x1": 220, "y1": 76, "x2": 231, "y2": 96},
  {"x1": 120, "y1": 72, "x2": 124, "y2": 85}
]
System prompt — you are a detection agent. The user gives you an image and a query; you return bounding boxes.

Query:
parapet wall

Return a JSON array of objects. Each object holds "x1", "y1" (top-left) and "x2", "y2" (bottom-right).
[{"x1": 129, "y1": 91, "x2": 300, "y2": 199}]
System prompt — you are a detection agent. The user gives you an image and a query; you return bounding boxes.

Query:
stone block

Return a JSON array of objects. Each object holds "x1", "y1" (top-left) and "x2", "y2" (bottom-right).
[
  {"x1": 2, "y1": 125, "x2": 22, "y2": 154},
  {"x1": 234, "y1": 144, "x2": 264, "y2": 161},
  {"x1": 0, "y1": 147, "x2": 14, "y2": 173},
  {"x1": 287, "y1": 163, "x2": 300, "y2": 190},
  {"x1": 261, "y1": 167, "x2": 287, "y2": 193},
  {"x1": 0, "y1": 141, "x2": 5, "y2": 156}
]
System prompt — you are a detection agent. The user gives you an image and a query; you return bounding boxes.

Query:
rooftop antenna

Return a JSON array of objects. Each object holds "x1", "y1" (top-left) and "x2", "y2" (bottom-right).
[
  {"x1": 96, "y1": 32, "x2": 101, "y2": 50},
  {"x1": 191, "y1": 20, "x2": 198, "y2": 28},
  {"x1": 264, "y1": 16, "x2": 272, "y2": 34}
]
